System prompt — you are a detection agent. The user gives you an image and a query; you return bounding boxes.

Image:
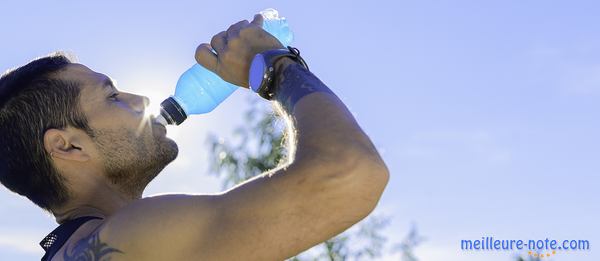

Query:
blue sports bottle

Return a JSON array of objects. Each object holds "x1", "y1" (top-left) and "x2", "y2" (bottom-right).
[{"x1": 156, "y1": 9, "x2": 293, "y2": 125}]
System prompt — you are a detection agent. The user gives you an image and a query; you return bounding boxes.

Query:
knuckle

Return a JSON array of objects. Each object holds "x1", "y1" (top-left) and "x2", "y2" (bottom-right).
[
  {"x1": 236, "y1": 20, "x2": 249, "y2": 27},
  {"x1": 195, "y1": 45, "x2": 205, "y2": 57},
  {"x1": 227, "y1": 28, "x2": 239, "y2": 39},
  {"x1": 226, "y1": 24, "x2": 236, "y2": 32},
  {"x1": 195, "y1": 43, "x2": 208, "y2": 53},
  {"x1": 210, "y1": 36, "x2": 219, "y2": 46},
  {"x1": 227, "y1": 21, "x2": 241, "y2": 33},
  {"x1": 211, "y1": 31, "x2": 226, "y2": 43}
]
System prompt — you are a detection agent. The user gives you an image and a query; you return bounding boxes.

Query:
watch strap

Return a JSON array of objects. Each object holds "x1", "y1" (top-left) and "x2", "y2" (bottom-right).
[{"x1": 256, "y1": 46, "x2": 308, "y2": 100}]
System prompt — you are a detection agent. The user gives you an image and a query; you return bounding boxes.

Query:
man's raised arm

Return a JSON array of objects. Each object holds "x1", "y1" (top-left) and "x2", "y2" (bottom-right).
[
  {"x1": 205, "y1": 56, "x2": 390, "y2": 259},
  {"x1": 97, "y1": 15, "x2": 388, "y2": 261}
]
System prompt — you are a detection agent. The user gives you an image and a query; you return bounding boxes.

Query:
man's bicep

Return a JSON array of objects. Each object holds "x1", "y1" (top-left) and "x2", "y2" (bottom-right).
[
  {"x1": 207, "y1": 163, "x2": 357, "y2": 260},
  {"x1": 97, "y1": 194, "x2": 222, "y2": 260}
]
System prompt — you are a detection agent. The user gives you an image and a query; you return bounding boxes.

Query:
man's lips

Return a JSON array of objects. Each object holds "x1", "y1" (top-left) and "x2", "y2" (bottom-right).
[{"x1": 150, "y1": 116, "x2": 167, "y2": 134}]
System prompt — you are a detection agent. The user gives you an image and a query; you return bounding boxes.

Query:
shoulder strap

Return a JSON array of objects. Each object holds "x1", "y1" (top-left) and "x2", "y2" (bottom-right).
[{"x1": 40, "y1": 216, "x2": 103, "y2": 261}]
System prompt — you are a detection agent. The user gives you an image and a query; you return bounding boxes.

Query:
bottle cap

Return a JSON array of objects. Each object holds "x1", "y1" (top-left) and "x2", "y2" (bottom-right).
[{"x1": 160, "y1": 97, "x2": 187, "y2": 125}]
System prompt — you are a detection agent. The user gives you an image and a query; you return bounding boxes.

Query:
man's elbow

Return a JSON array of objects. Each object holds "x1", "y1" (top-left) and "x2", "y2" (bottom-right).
[
  {"x1": 372, "y1": 158, "x2": 390, "y2": 196},
  {"x1": 355, "y1": 156, "x2": 389, "y2": 214},
  {"x1": 330, "y1": 149, "x2": 390, "y2": 219}
]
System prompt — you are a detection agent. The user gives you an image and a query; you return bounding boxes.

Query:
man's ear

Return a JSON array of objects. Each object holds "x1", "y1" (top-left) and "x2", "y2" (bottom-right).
[{"x1": 44, "y1": 127, "x2": 91, "y2": 162}]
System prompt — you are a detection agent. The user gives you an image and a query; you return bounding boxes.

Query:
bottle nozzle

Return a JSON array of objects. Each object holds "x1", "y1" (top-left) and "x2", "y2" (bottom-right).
[
  {"x1": 154, "y1": 113, "x2": 169, "y2": 126},
  {"x1": 159, "y1": 97, "x2": 188, "y2": 125}
]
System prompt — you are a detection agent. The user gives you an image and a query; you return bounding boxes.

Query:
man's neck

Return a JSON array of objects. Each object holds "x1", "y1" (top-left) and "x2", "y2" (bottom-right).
[
  {"x1": 54, "y1": 205, "x2": 109, "y2": 224},
  {"x1": 53, "y1": 191, "x2": 136, "y2": 224}
]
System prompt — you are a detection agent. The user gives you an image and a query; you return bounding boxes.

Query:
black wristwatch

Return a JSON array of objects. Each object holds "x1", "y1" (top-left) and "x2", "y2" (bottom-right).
[{"x1": 248, "y1": 46, "x2": 309, "y2": 100}]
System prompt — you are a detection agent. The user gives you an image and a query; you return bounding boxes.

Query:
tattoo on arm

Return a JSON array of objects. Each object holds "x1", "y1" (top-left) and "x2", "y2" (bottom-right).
[
  {"x1": 275, "y1": 62, "x2": 334, "y2": 111},
  {"x1": 63, "y1": 232, "x2": 123, "y2": 261}
]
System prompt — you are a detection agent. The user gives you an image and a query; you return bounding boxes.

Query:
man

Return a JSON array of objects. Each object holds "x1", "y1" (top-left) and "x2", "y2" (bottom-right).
[{"x1": 0, "y1": 14, "x2": 389, "y2": 260}]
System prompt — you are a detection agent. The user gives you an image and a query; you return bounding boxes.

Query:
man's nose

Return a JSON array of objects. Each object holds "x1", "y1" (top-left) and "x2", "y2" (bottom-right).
[{"x1": 130, "y1": 94, "x2": 150, "y2": 113}]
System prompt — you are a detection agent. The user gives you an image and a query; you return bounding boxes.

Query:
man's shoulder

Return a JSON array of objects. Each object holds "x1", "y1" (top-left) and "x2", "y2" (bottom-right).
[
  {"x1": 51, "y1": 219, "x2": 115, "y2": 261},
  {"x1": 52, "y1": 194, "x2": 220, "y2": 261}
]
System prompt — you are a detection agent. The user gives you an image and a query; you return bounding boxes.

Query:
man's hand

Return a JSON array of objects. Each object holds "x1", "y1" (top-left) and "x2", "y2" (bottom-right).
[{"x1": 195, "y1": 14, "x2": 284, "y2": 87}]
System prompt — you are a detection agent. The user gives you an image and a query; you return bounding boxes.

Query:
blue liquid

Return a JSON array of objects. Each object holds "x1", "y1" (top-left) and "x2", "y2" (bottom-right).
[{"x1": 164, "y1": 9, "x2": 293, "y2": 122}]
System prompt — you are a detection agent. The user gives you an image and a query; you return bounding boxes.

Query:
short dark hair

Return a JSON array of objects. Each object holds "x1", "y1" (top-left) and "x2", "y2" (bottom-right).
[{"x1": 0, "y1": 53, "x2": 91, "y2": 213}]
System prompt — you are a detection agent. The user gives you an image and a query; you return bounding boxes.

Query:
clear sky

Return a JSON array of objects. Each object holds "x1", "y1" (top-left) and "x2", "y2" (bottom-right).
[{"x1": 1, "y1": 1, "x2": 598, "y2": 260}]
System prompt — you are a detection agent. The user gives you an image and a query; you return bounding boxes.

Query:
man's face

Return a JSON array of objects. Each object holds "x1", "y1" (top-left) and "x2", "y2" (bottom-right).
[{"x1": 60, "y1": 63, "x2": 178, "y2": 198}]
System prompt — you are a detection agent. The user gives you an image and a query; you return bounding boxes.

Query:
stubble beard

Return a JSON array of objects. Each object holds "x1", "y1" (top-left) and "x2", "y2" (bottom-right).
[{"x1": 92, "y1": 126, "x2": 178, "y2": 199}]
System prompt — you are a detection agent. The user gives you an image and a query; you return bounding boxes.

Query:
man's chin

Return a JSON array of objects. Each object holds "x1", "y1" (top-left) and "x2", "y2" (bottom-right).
[{"x1": 158, "y1": 138, "x2": 179, "y2": 164}]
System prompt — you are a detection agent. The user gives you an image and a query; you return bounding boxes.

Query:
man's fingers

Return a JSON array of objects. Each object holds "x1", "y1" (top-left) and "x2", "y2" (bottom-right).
[
  {"x1": 227, "y1": 20, "x2": 249, "y2": 40},
  {"x1": 195, "y1": 43, "x2": 218, "y2": 73},
  {"x1": 210, "y1": 31, "x2": 227, "y2": 54},
  {"x1": 250, "y1": 14, "x2": 263, "y2": 27},
  {"x1": 228, "y1": 20, "x2": 249, "y2": 33}
]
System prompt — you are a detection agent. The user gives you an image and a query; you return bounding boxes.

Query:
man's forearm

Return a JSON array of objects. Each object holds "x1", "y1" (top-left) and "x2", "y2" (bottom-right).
[
  {"x1": 271, "y1": 57, "x2": 388, "y2": 185},
  {"x1": 273, "y1": 58, "x2": 383, "y2": 164}
]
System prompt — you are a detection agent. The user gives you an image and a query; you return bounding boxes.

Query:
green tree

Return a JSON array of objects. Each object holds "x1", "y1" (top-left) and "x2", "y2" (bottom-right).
[
  {"x1": 206, "y1": 97, "x2": 393, "y2": 260},
  {"x1": 393, "y1": 223, "x2": 425, "y2": 261}
]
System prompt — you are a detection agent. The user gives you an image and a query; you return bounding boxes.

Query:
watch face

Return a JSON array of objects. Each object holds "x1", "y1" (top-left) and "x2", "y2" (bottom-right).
[{"x1": 249, "y1": 53, "x2": 267, "y2": 93}]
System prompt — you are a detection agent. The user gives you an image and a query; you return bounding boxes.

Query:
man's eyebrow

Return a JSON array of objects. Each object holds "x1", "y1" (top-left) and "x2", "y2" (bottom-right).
[{"x1": 102, "y1": 77, "x2": 118, "y2": 91}]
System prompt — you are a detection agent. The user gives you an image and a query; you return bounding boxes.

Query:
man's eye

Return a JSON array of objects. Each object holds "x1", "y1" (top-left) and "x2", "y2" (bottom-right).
[{"x1": 108, "y1": 93, "x2": 120, "y2": 101}]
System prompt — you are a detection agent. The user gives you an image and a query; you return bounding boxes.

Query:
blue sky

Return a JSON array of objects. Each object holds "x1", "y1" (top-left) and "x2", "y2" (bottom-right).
[{"x1": 1, "y1": 1, "x2": 598, "y2": 260}]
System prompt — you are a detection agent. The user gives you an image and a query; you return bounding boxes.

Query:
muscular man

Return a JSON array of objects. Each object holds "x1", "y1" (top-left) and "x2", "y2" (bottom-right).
[{"x1": 0, "y1": 14, "x2": 388, "y2": 260}]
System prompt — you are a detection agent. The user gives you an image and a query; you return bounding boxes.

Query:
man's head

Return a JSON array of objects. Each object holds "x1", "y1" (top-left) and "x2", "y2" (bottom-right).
[{"x1": 0, "y1": 53, "x2": 178, "y2": 214}]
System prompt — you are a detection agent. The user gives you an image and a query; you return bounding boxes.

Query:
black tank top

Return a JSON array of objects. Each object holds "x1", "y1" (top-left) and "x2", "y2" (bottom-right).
[{"x1": 39, "y1": 216, "x2": 103, "y2": 261}]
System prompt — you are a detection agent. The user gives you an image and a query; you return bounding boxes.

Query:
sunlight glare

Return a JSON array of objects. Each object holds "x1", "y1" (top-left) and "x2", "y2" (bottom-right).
[{"x1": 135, "y1": 89, "x2": 167, "y2": 138}]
